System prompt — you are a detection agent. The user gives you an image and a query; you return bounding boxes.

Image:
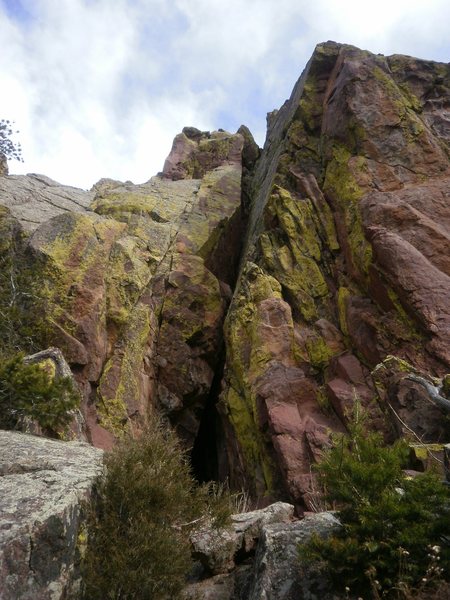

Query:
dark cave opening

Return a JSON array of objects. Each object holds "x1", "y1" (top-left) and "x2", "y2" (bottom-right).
[
  {"x1": 190, "y1": 358, "x2": 228, "y2": 485},
  {"x1": 191, "y1": 396, "x2": 219, "y2": 483}
]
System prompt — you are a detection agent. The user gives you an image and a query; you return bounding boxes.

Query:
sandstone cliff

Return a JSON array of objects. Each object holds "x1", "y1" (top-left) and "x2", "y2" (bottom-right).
[{"x1": 0, "y1": 41, "x2": 449, "y2": 516}]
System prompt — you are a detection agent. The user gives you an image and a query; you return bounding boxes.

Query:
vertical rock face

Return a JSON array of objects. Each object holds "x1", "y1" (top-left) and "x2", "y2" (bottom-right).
[
  {"x1": 0, "y1": 128, "x2": 248, "y2": 452},
  {"x1": 219, "y1": 42, "x2": 450, "y2": 509},
  {"x1": 0, "y1": 42, "x2": 449, "y2": 513}
]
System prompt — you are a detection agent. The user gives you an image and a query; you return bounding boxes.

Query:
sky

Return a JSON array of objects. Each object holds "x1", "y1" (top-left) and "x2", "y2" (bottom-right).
[{"x1": 0, "y1": 0, "x2": 449, "y2": 190}]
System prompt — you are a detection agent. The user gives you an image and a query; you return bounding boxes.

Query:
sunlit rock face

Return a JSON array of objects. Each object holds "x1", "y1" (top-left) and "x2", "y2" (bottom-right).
[
  {"x1": 0, "y1": 128, "x2": 248, "y2": 451},
  {"x1": 0, "y1": 41, "x2": 449, "y2": 512},
  {"x1": 219, "y1": 41, "x2": 450, "y2": 510}
]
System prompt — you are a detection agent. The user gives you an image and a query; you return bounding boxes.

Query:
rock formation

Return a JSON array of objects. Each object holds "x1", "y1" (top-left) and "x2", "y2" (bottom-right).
[
  {"x1": 219, "y1": 42, "x2": 450, "y2": 510},
  {"x1": 184, "y1": 504, "x2": 339, "y2": 600},
  {"x1": 0, "y1": 431, "x2": 103, "y2": 599},
  {"x1": 0, "y1": 40, "x2": 449, "y2": 525}
]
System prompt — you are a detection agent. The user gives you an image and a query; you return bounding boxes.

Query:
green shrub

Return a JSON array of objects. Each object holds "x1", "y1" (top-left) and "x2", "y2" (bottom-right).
[
  {"x1": 0, "y1": 352, "x2": 79, "y2": 431},
  {"x1": 82, "y1": 420, "x2": 231, "y2": 600},
  {"x1": 301, "y1": 404, "x2": 450, "y2": 598},
  {"x1": 0, "y1": 229, "x2": 49, "y2": 355}
]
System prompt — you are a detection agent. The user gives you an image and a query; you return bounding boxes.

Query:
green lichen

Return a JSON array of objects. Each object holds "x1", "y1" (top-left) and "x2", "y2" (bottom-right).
[
  {"x1": 374, "y1": 354, "x2": 415, "y2": 375},
  {"x1": 97, "y1": 303, "x2": 152, "y2": 437},
  {"x1": 221, "y1": 263, "x2": 295, "y2": 496},
  {"x1": 372, "y1": 66, "x2": 429, "y2": 147},
  {"x1": 305, "y1": 335, "x2": 337, "y2": 369},
  {"x1": 386, "y1": 287, "x2": 422, "y2": 342},
  {"x1": 323, "y1": 145, "x2": 373, "y2": 277},
  {"x1": 316, "y1": 386, "x2": 331, "y2": 412},
  {"x1": 222, "y1": 386, "x2": 274, "y2": 494},
  {"x1": 337, "y1": 286, "x2": 351, "y2": 336},
  {"x1": 91, "y1": 192, "x2": 161, "y2": 219},
  {"x1": 371, "y1": 354, "x2": 416, "y2": 400},
  {"x1": 105, "y1": 236, "x2": 153, "y2": 328},
  {"x1": 259, "y1": 186, "x2": 330, "y2": 322},
  {"x1": 410, "y1": 444, "x2": 444, "y2": 462},
  {"x1": 35, "y1": 215, "x2": 126, "y2": 349},
  {"x1": 442, "y1": 375, "x2": 450, "y2": 398}
]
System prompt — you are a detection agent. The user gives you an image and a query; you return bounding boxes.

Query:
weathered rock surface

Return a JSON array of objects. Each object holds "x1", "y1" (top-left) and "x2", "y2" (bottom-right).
[
  {"x1": 0, "y1": 174, "x2": 93, "y2": 231},
  {"x1": 184, "y1": 508, "x2": 340, "y2": 600},
  {"x1": 249, "y1": 512, "x2": 340, "y2": 600},
  {"x1": 219, "y1": 41, "x2": 450, "y2": 509},
  {"x1": 0, "y1": 430, "x2": 103, "y2": 600},
  {"x1": 191, "y1": 501, "x2": 294, "y2": 575},
  {"x1": 0, "y1": 42, "x2": 449, "y2": 515},
  {"x1": 0, "y1": 129, "x2": 247, "y2": 451}
]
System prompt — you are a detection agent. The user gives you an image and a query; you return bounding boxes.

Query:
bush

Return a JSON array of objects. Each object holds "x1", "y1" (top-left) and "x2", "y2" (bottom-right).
[
  {"x1": 0, "y1": 352, "x2": 79, "y2": 431},
  {"x1": 82, "y1": 420, "x2": 231, "y2": 600},
  {"x1": 0, "y1": 225, "x2": 49, "y2": 355},
  {"x1": 301, "y1": 403, "x2": 450, "y2": 599}
]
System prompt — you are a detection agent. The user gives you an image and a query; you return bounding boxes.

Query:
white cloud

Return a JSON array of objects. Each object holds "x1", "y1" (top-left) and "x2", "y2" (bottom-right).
[{"x1": 0, "y1": 0, "x2": 448, "y2": 189}]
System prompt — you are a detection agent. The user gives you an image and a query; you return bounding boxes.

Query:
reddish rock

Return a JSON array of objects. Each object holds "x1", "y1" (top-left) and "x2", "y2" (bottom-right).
[
  {"x1": 1, "y1": 41, "x2": 449, "y2": 514},
  {"x1": 162, "y1": 129, "x2": 244, "y2": 181},
  {"x1": 220, "y1": 41, "x2": 450, "y2": 507}
]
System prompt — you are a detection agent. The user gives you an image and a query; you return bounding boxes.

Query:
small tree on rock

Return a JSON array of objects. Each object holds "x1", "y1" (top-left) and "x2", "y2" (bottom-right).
[{"x1": 0, "y1": 119, "x2": 23, "y2": 163}]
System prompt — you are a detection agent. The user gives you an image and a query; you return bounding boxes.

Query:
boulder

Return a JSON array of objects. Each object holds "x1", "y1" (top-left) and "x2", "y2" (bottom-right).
[
  {"x1": 0, "y1": 430, "x2": 103, "y2": 600},
  {"x1": 190, "y1": 501, "x2": 294, "y2": 575},
  {"x1": 185, "y1": 510, "x2": 340, "y2": 600},
  {"x1": 249, "y1": 512, "x2": 340, "y2": 600}
]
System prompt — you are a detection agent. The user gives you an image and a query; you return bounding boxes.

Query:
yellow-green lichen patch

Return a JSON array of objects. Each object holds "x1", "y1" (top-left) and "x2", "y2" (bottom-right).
[
  {"x1": 372, "y1": 354, "x2": 416, "y2": 377},
  {"x1": 36, "y1": 215, "x2": 103, "y2": 324},
  {"x1": 370, "y1": 66, "x2": 446, "y2": 170},
  {"x1": 180, "y1": 166, "x2": 242, "y2": 256},
  {"x1": 259, "y1": 186, "x2": 330, "y2": 322},
  {"x1": 337, "y1": 286, "x2": 351, "y2": 336},
  {"x1": 34, "y1": 214, "x2": 126, "y2": 347},
  {"x1": 386, "y1": 287, "x2": 423, "y2": 342},
  {"x1": 105, "y1": 235, "x2": 154, "y2": 328},
  {"x1": 221, "y1": 386, "x2": 275, "y2": 495},
  {"x1": 97, "y1": 303, "x2": 153, "y2": 437},
  {"x1": 410, "y1": 443, "x2": 444, "y2": 462},
  {"x1": 316, "y1": 385, "x2": 332, "y2": 412},
  {"x1": 91, "y1": 192, "x2": 162, "y2": 220},
  {"x1": 221, "y1": 263, "x2": 295, "y2": 495},
  {"x1": 323, "y1": 145, "x2": 373, "y2": 277},
  {"x1": 305, "y1": 333, "x2": 337, "y2": 369},
  {"x1": 442, "y1": 375, "x2": 450, "y2": 398},
  {"x1": 372, "y1": 66, "x2": 424, "y2": 124},
  {"x1": 371, "y1": 354, "x2": 416, "y2": 401}
]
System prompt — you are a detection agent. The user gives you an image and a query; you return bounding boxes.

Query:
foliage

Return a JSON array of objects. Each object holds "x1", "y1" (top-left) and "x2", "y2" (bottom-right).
[
  {"x1": 0, "y1": 228, "x2": 49, "y2": 355},
  {"x1": 301, "y1": 403, "x2": 450, "y2": 599},
  {"x1": 0, "y1": 352, "x2": 79, "y2": 431},
  {"x1": 82, "y1": 420, "x2": 232, "y2": 600},
  {"x1": 0, "y1": 119, "x2": 23, "y2": 162}
]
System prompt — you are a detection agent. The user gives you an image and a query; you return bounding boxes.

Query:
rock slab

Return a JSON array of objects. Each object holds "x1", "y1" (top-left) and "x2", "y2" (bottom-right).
[{"x1": 0, "y1": 430, "x2": 103, "y2": 600}]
